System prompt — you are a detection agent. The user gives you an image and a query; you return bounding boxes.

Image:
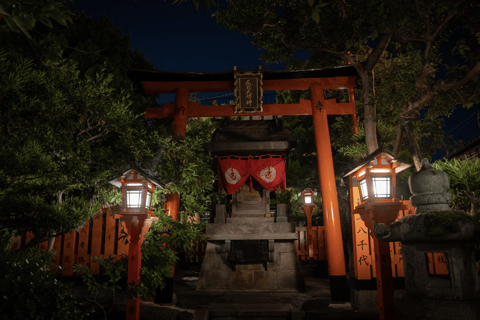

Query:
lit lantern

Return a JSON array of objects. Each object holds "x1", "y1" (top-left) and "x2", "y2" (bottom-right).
[
  {"x1": 301, "y1": 188, "x2": 315, "y2": 207},
  {"x1": 343, "y1": 146, "x2": 411, "y2": 320},
  {"x1": 300, "y1": 188, "x2": 316, "y2": 260},
  {"x1": 344, "y1": 147, "x2": 411, "y2": 211},
  {"x1": 108, "y1": 167, "x2": 163, "y2": 320},
  {"x1": 109, "y1": 168, "x2": 162, "y2": 218}
]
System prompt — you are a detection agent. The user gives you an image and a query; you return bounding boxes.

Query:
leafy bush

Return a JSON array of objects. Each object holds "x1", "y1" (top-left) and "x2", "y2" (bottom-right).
[
  {"x1": 432, "y1": 158, "x2": 480, "y2": 219},
  {"x1": 73, "y1": 255, "x2": 127, "y2": 319},
  {"x1": 0, "y1": 230, "x2": 91, "y2": 320},
  {"x1": 271, "y1": 188, "x2": 322, "y2": 225}
]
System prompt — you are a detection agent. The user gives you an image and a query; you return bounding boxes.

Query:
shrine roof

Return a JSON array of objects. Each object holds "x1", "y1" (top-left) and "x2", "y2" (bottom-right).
[
  {"x1": 204, "y1": 119, "x2": 297, "y2": 156},
  {"x1": 127, "y1": 65, "x2": 358, "y2": 83}
]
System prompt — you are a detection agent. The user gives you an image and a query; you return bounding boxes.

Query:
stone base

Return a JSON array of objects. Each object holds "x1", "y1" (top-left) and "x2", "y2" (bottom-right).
[
  {"x1": 209, "y1": 303, "x2": 292, "y2": 320},
  {"x1": 350, "y1": 289, "x2": 407, "y2": 316},
  {"x1": 350, "y1": 289, "x2": 378, "y2": 315},
  {"x1": 395, "y1": 293, "x2": 480, "y2": 320},
  {"x1": 197, "y1": 240, "x2": 305, "y2": 291}
]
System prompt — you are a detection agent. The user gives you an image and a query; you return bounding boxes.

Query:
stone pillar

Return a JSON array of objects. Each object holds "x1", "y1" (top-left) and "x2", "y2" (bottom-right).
[
  {"x1": 310, "y1": 84, "x2": 348, "y2": 301},
  {"x1": 374, "y1": 159, "x2": 480, "y2": 320}
]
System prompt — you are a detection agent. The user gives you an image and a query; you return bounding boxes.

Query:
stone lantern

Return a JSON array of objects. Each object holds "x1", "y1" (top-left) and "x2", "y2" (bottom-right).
[{"x1": 374, "y1": 159, "x2": 480, "y2": 320}]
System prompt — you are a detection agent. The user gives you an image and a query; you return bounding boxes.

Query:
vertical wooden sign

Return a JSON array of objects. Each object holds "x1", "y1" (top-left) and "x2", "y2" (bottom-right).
[
  {"x1": 353, "y1": 213, "x2": 372, "y2": 280},
  {"x1": 90, "y1": 211, "x2": 103, "y2": 275},
  {"x1": 117, "y1": 220, "x2": 130, "y2": 261},
  {"x1": 62, "y1": 230, "x2": 77, "y2": 276},
  {"x1": 104, "y1": 210, "x2": 116, "y2": 260},
  {"x1": 76, "y1": 220, "x2": 90, "y2": 271}
]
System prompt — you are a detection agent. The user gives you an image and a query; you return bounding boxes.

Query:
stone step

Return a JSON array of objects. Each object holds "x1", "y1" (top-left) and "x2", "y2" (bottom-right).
[
  {"x1": 226, "y1": 217, "x2": 275, "y2": 223},
  {"x1": 233, "y1": 203, "x2": 269, "y2": 215},
  {"x1": 208, "y1": 303, "x2": 292, "y2": 320}
]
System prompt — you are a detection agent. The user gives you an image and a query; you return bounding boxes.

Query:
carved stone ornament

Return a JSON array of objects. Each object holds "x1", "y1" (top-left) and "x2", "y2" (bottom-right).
[
  {"x1": 234, "y1": 69, "x2": 263, "y2": 114},
  {"x1": 408, "y1": 158, "x2": 452, "y2": 213}
]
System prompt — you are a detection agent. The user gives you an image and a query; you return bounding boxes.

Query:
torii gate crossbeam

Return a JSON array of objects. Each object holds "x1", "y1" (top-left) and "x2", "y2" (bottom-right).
[{"x1": 129, "y1": 66, "x2": 358, "y2": 301}]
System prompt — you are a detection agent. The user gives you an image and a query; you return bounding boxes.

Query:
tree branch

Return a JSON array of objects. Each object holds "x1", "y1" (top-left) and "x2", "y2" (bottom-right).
[
  {"x1": 405, "y1": 60, "x2": 480, "y2": 115},
  {"x1": 415, "y1": 3, "x2": 460, "y2": 89},
  {"x1": 363, "y1": 33, "x2": 392, "y2": 72}
]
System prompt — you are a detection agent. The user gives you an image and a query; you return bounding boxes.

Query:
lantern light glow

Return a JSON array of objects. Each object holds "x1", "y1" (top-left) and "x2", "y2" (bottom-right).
[{"x1": 304, "y1": 195, "x2": 312, "y2": 204}]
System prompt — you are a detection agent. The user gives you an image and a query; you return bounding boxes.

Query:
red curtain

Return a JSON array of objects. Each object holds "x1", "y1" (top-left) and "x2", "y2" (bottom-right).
[{"x1": 218, "y1": 156, "x2": 286, "y2": 194}]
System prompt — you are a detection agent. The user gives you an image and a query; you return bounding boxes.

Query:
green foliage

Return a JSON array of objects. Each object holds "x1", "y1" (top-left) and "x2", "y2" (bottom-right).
[
  {"x1": 0, "y1": 0, "x2": 73, "y2": 39},
  {"x1": 271, "y1": 188, "x2": 322, "y2": 225},
  {"x1": 0, "y1": 14, "x2": 164, "y2": 248},
  {"x1": 433, "y1": 158, "x2": 480, "y2": 218},
  {"x1": 74, "y1": 256, "x2": 127, "y2": 295},
  {"x1": 135, "y1": 211, "x2": 207, "y2": 295},
  {"x1": 217, "y1": 0, "x2": 480, "y2": 168},
  {"x1": 157, "y1": 118, "x2": 217, "y2": 216},
  {"x1": 0, "y1": 232, "x2": 91, "y2": 319},
  {"x1": 73, "y1": 255, "x2": 126, "y2": 318}
]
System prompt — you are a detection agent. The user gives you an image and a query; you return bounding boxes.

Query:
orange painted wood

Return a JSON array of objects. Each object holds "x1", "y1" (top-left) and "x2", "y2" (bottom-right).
[
  {"x1": 389, "y1": 242, "x2": 396, "y2": 277},
  {"x1": 141, "y1": 76, "x2": 357, "y2": 94},
  {"x1": 374, "y1": 238, "x2": 397, "y2": 320},
  {"x1": 172, "y1": 88, "x2": 189, "y2": 137},
  {"x1": 90, "y1": 212, "x2": 103, "y2": 275},
  {"x1": 104, "y1": 210, "x2": 116, "y2": 260},
  {"x1": 370, "y1": 232, "x2": 377, "y2": 278},
  {"x1": 76, "y1": 220, "x2": 90, "y2": 269},
  {"x1": 61, "y1": 230, "x2": 77, "y2": 276},
  {"x1": 318, "y1": 227, "x2": 325, "y2": 260},
  {"x1": 427, "y1": 253, "x2": 435, "y2": 274},
  {"x1": 310, "y1": 84, "x2": 346, "y2": 277},
  {"x1": 353, "y1": 213, "x2": 372, "y2": 280},
  {"x1": 394, "y1": 210, "x2": 405, "y2": 277},
  {"x1": 25, "y1": 232, "x2": 34, "y2": 246},
  {"x1": 117, "y1": 220, "x2": 130, "y2": 261},
  {"x1": 146, "y1": 100, "x2": 356, "y2": 119},
  {"x1": 433, "y1": 253, "x2": 449, "y2": 275}
]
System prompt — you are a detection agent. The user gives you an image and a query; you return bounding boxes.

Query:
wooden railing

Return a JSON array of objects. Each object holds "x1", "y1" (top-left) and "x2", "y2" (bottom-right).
[
  {"x1": 11, "y1": 210, "x2": 133, "y2": 276},
  {"x1": 294, "y1": 226, "x2": 325, "y2": 261},
  {"x1": 12, "y1": 203, "x2": 448, "y2": 278},
  {"x1": 10, "y1": 209, "x2": 208, "y2": 276}
]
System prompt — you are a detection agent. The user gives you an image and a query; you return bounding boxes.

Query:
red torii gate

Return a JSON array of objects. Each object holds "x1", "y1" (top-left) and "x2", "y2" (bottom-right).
[{"x1": 129, "y1": 66, "x2": 357, "y2": 300}]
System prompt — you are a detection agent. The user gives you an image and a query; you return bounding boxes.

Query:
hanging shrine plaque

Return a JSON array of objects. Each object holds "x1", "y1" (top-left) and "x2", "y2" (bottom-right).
[{"x1": 234, "y1": 69, "x2": 263, "y2": 114}]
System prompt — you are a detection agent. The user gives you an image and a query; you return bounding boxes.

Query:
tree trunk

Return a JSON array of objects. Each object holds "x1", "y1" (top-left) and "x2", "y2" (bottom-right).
[
  {"x1": 403, "y1": 121, "x2": 422, "y2": 171},
  {"x1": 392, "y1": 124, "x2": 404, "y2": 157},
  {"x1": 363, "y1": 70, "x2": 379, "y2": 154},
  {"x1": 47, "y1": 191, "x2": 64, "y2": 251}
]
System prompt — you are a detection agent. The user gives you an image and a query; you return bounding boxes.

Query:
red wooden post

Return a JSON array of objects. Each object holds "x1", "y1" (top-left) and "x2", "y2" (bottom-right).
[
  {"x1": 115, "y1": 215, "x2": 157, "y2": 320},
  {"x1": 172, "y1": 87, "x2": 189, "y2": 139},
  {"x1": 309, "y1": 84, "x2": 348, "y2": 297},
  {"x1": 90, "y1": 211, "x2": 103, "y2": 275},
  {"x1": 301, "y1": 205, "x2": 314, "y2": 259},
  {"x1": 374, "y1": 238, "x2": 397, "y2": 320}
]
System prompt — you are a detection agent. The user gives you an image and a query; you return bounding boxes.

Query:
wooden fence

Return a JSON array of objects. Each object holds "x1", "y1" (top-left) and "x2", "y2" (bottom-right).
[
  {"x1": 11, "y1": 210, "x2": 133, "y2": 276},
  {"x1": 11, "y1": 202, "x2": 449, "y2": 278},
  {"x1": 10, "y1": 209, "x2": 209, "y2": 276},
  {"x1": 294, "y1": 226, "x2": 325, "y2": 261}
]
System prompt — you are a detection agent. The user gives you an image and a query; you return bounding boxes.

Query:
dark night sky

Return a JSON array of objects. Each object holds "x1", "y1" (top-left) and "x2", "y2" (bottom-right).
[{"x1": 67, "y1": 0, "x2": 479, "y2": 160}]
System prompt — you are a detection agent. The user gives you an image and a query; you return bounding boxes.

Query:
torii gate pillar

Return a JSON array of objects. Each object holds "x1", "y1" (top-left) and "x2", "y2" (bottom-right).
[{"x1": 310, "y1": 84, "x2": 348, "y2": 300}]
